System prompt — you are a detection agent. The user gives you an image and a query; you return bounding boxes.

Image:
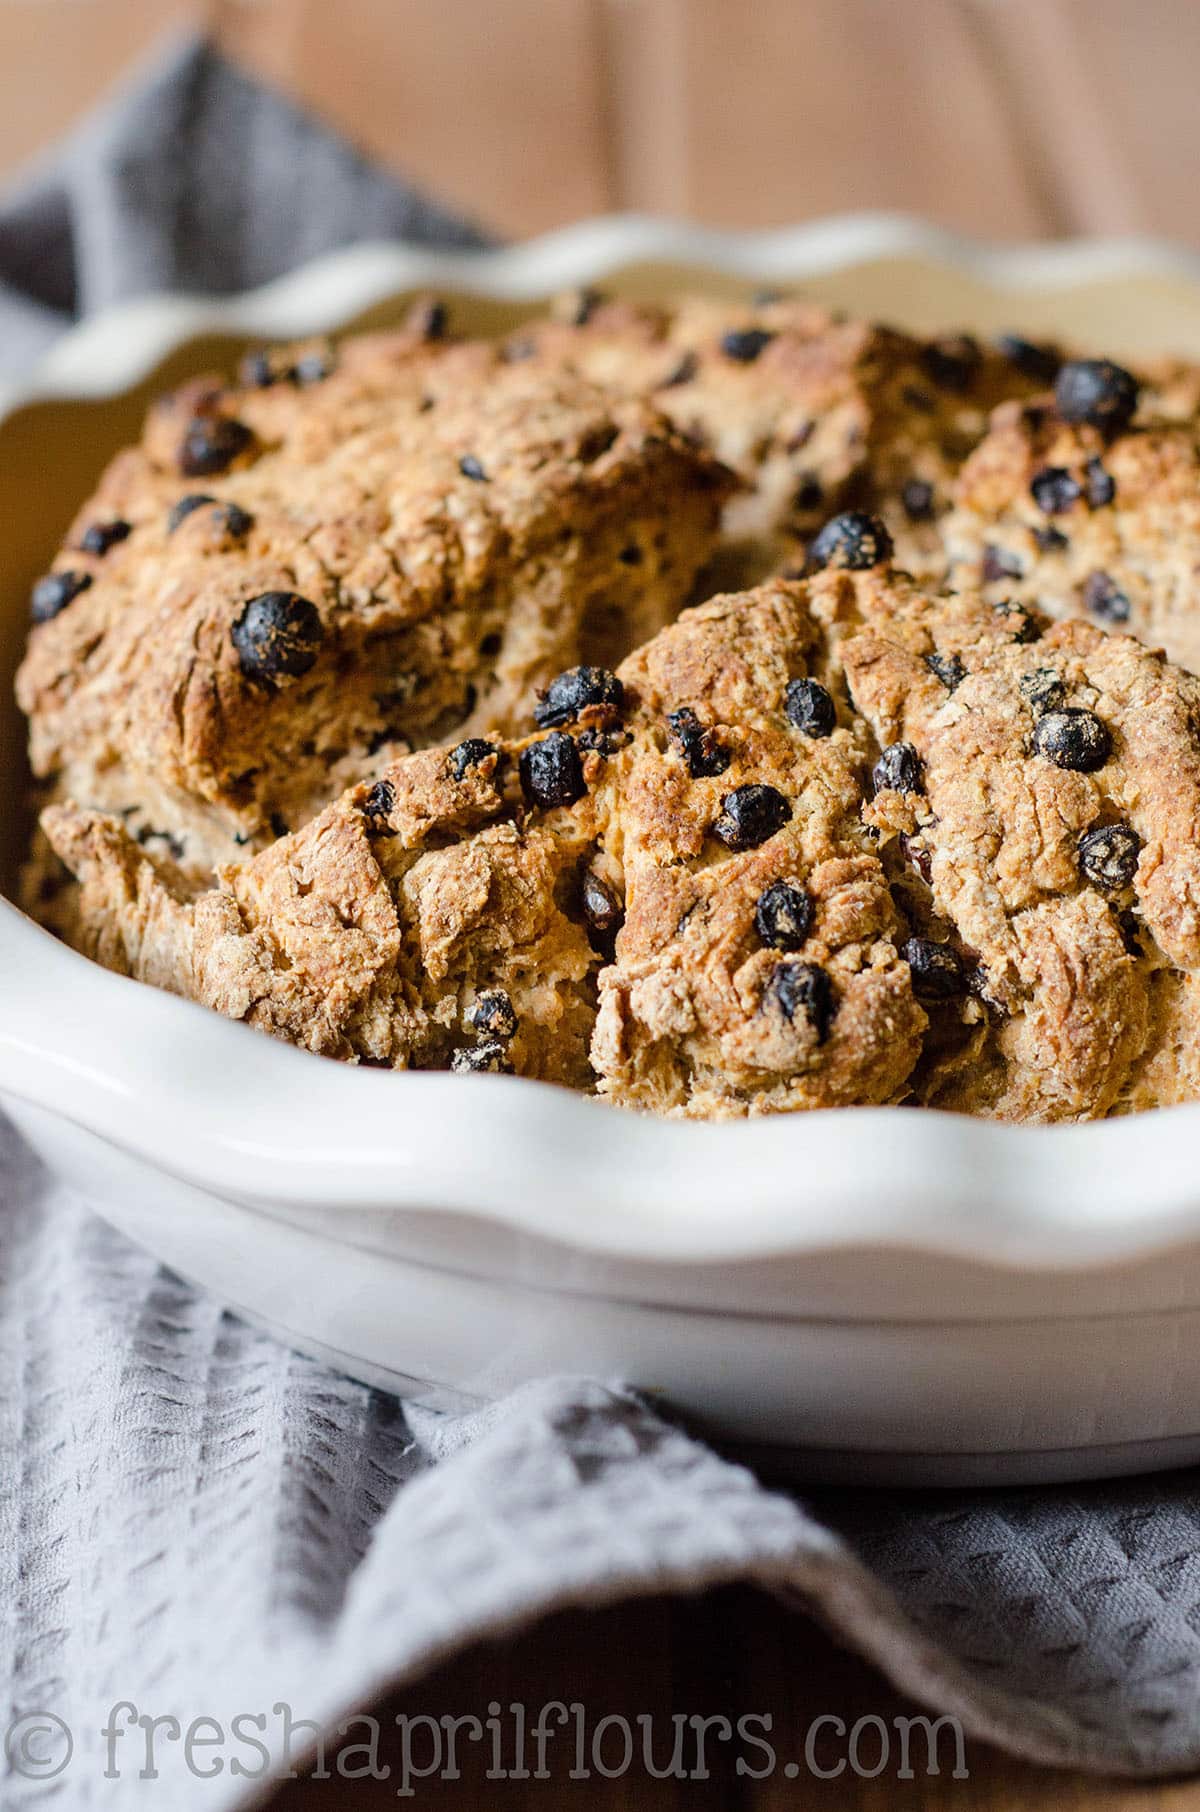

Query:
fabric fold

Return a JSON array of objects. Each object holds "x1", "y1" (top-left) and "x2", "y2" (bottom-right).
[{"x1": 0, "y1": 32, "x2": 488, "y2": 376}]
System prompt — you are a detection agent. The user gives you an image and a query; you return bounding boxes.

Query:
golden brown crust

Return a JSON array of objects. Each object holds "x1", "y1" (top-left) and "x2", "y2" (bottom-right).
[
  {"x1": 38, "y1": 554, "x2": 1200, "y2": 1122},
  {"x1": 508, "y1": 294, "x2": 1046, "y2": 582},
  {"x1": 822, "y1": 572, "x2": 1200, "y2": 1119},
  {"x1": 943, "y1": 398, "x2": 1200, "y2": 673},
  {"x1": 18, "y1": 339, "x2": 731, "y2": 875},
  {"x1": 42, "y1": 738, "x2": 601, "y2": 1084},
  {"x1": 589, "y1": 580, "x2": 927, "y2": 1116},
  {"x1": 28, "y1": 299, "x2": 1200, "y2": 1125},
  {"x1": 38, "y1": 574, "x2": 932, "y2": 1112}
]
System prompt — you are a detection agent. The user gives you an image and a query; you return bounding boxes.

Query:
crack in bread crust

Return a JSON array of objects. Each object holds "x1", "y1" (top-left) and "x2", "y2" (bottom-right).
[{"x1": 504, "y1": 295, "x2": 1049, "y2": 585}]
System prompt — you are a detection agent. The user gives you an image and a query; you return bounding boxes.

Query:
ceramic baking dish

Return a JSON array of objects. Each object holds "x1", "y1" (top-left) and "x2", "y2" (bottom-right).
[{"x1": 10, "y1": 215, "x2": 1200, "y2": 1486}]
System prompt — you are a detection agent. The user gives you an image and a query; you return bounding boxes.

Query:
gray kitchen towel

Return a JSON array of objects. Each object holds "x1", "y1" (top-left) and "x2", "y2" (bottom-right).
[
  {"x1": 0, "y1": 31, "x2": 487, "y2": 378},
  {"x1": 3, "y1": 32, "x2": 1200, "y2": 1805}
]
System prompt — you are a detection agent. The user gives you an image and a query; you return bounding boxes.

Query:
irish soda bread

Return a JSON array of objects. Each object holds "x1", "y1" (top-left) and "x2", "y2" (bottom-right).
[{"x1": 22, "y1": 296, "x2": 1200, "y2": 1122}]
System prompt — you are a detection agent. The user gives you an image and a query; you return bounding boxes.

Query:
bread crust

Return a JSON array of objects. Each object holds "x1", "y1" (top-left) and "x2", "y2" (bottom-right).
[
  {"x1": 18, "y1": 333, "x2": 731, "y2": 875},
  {"x1": 506, "y1": 294, "x2": 1048, "y2": 582},
  {"x1": 27, "y1": 303, "x2": 1200, "y2": 1123},
  {"x1": 944, "y1": 397, "x2": 1200, "y2": 675}
]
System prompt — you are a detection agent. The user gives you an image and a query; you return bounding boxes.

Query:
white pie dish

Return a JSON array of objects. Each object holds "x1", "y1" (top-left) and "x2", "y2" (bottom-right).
[{"x1": 8, "y1": 214, "x2": 1200, "y2": 1484}]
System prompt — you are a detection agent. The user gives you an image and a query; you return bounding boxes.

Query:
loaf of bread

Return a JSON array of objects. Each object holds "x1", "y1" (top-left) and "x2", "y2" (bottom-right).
[{"x1": 25, "y1": 296, "x2": 1200, "y2": 1121}]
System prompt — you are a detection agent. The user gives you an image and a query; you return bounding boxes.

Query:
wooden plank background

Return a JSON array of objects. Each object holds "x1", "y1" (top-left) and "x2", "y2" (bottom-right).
[
  {"x1": 2, "y1": 0, "x2": 1200, "y2": 242},
  {"x1": 269, "y1": 1589, "x2": 1200, "y2": 1808}
]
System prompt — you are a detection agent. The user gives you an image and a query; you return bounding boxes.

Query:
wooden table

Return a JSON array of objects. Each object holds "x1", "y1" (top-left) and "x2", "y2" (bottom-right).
[
  {"x1": 5, "y1": 0, "x2": 1200, "y2": 247},
  {"x1": 270, "y1": 1588, "x2": 1199, "y2": 1806}
]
